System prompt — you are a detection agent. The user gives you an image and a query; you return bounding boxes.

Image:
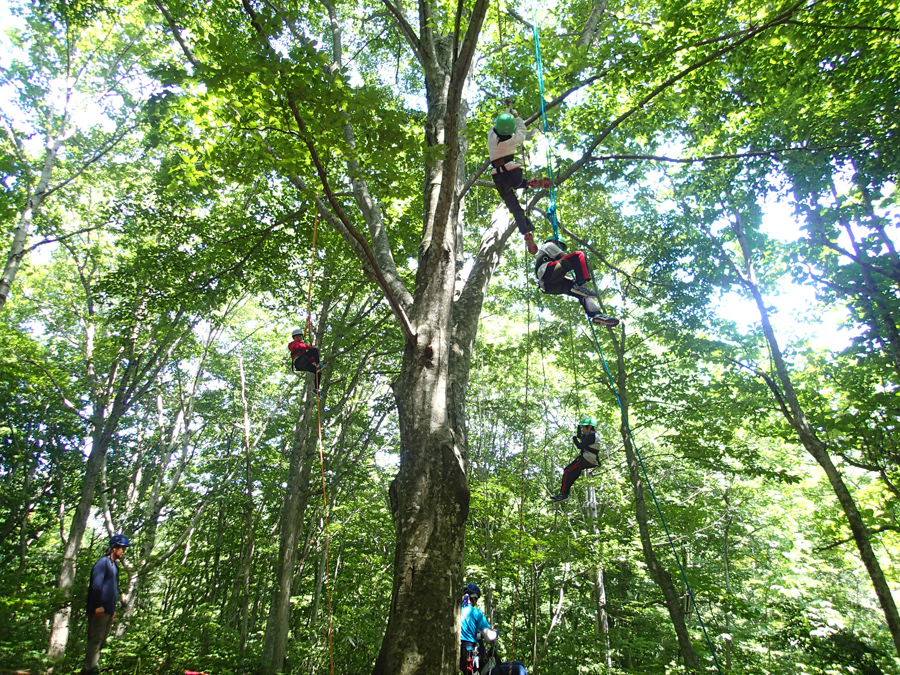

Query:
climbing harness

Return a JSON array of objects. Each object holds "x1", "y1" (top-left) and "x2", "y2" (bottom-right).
[{"x1": 585, "y1": 317, "x2": 724, "y2": 675}]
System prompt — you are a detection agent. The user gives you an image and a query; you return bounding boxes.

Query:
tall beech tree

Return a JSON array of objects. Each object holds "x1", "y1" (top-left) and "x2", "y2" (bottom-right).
[{"x1": 145, "y1": 0, "x2": 889, "y2": 670}]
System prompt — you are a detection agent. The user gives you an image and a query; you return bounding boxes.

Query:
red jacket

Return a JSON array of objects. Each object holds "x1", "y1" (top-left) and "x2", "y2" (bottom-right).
[{"x1": 288, "y1": 340, "x2": 313, "y2": 360}]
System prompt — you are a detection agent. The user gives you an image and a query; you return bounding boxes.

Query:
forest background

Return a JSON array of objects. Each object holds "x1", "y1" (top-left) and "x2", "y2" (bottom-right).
[{"x1": 1, "y1": 0, "x2": 899, "y2": 672}]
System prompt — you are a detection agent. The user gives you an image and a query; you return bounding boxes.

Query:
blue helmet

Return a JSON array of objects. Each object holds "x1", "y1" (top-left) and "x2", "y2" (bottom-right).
[
  {"x1": 109, "y1": 534, "x2": 130, "y2": 549},
  {"x1": 464, "y1": 582, "x2": 482, "y2": 598}
]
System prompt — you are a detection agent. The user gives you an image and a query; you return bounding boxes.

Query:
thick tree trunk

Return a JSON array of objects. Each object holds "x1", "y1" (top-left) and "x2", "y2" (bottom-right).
[
  {"x1": 612, "y1": 333, "x2": 701, "y2": 671},
  {"x1": 372, "y1": 340, "x2": 470, "y2": 675},
  {"x1": 372, "y1": 6, "x2": 492, "y2": 670}
]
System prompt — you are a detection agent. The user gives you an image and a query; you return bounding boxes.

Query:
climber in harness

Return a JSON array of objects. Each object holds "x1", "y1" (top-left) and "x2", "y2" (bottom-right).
[
  {"x1": 488, "y1": 108, "x2": 552, "y2": 256},
  {"x1": 550, "y1": 416, "x2": 604, "y2": 503},
  {"x1": 534, "y1": 237, "x2": 620, "y2": 327},
  {"x1": 459, "y1": 583, "x2": 528, "y2": 675},
  {"x1": 288, "y1": 327, "x2": 323, "y2": 396}
]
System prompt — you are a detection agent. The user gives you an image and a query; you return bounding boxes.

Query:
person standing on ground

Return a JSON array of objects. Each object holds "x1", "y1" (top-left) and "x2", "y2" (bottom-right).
[
  {"x1": 82, "y1": 534, "x2": 128, "y2": 675},
  {"x1": 459, "y1": 583, "x2": 528, "y2": 675}
]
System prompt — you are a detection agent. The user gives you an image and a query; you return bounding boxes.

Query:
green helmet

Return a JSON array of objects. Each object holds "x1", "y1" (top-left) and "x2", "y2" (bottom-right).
[
  {"x1": 494, "y1": 112, "x2": 516, "y2": 135},
  {"x1": 579, "y1": 416, "x2": 597, "y2": 428},
  {"x1": 546, "y1": 237, "x2": 567, "y2": 251}
]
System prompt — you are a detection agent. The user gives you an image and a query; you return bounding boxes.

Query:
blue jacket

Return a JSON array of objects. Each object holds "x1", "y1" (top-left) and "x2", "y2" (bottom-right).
[
  {"x1": 86, "y1": 556, "x2": 119, "y2": 614},
  {"x1": 461, "y1": 604, "x2": 491, "y2": 644}
]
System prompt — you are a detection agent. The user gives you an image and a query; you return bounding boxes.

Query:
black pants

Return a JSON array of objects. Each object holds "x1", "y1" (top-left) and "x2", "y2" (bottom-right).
[
  {"x1": 292, "y1": 349, "x2": 321, "y2": 389},
  {"x1": 492, "y1": 168, "x2": 533, "y2": 234},
  {"x1": 460, "y1": 643, "x2": 528, "y2": 675},
  {"x1": 540, "y1": 276, "x2": 602, "y2": 317},
  {"x1": 560, "y1": 453, "x2": 599, "y2": 495}
]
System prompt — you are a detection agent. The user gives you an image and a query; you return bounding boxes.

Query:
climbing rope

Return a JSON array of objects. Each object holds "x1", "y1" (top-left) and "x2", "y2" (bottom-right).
[
  {"x1": 508, "y1": 255, "x2": 533, "y2": 661},
  {"x1": 531, "y1": 7, "x2": 560, "y2": 240},
  {"x1": 585, "y1": 319, "x2": 724, "y2": 675}
]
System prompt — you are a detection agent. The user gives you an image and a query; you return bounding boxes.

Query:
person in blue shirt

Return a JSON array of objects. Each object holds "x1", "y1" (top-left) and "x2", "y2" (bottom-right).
[
  {"x1": 459, "y1": 583, "x2": 528, "y2": 675},
  {"x1": 81, "y1": 534, "x2": 129, "y2": 675}
]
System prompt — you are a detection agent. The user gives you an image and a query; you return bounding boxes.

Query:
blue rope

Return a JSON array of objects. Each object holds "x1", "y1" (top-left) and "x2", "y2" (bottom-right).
[
  {"x1": 531, "y1": 6, "x2": 559, "y2": 241},
  {"x1": 587, "y1": 320, "x2": 724, "y2": 675}
]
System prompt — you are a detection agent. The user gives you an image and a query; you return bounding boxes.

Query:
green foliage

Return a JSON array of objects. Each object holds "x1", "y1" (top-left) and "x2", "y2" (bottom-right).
[{"x1": 2, "y1": 0, "x2": 900, "y2": 671}]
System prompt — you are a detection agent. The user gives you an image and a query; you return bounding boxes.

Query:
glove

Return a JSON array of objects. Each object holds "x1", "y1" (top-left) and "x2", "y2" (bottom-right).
[
  {"x1": 510, "y1": 108, "x2": 519, "y2": 118},
  {"x1": 523, "y1": 232, "x2": 537, "y2": 255},
  {"x1": 572, "y1": 435, "x2": 580, "y2": 447}
]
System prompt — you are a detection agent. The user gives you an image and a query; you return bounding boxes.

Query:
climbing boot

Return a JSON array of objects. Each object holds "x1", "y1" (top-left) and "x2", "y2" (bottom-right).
[
  {"x1": 550, "y1": 493, "x2": 570, "y2": 503},
  {"x1": 590, "y1": 313, "x2": 620, "y2": 327},
  {"x1": 570, "y1": 284, "x2": 598, "y2": 298}
]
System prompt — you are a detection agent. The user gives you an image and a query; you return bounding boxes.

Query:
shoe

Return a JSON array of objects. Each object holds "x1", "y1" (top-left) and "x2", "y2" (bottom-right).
[
  {"x1": 590, "y1": 314, "x2": 620, "y2": 327},
  {"x1": 550, "y1": 493, "x2": 570, "y2": 503},
  {"x1": 570, "y1": 284, "x2": 598, "y2": 298},
  {"x1": 527, "y1": 177, "x2": 552, "y2": 189}
]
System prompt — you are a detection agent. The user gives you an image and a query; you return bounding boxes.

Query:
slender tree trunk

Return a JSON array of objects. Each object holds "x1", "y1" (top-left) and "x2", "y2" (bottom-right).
[
  {"x1": 238, "y1": 357, "x2": 256, "y2": 655},
  {"x1": 723, "y1": 493, "x2": 732, "y2": 672},
  {"x1": 47, "y1": 427, "x2": 116, "y2": 661},
  {"x1": 0, "y1": 134, "x2": 64, "y2": 311},
  {"x1": 587, "y1": 485, "x2": 613, "y2": 672},
  {"x1": 262, "y1": 296, "x2": 331, "y2": 673},
  {"x1": 261, "y1": 398, "x2": 318, "y2": 671},
  {"x1": 610, "y1": 330, "x2": 701, "y2": 671},
  {"x1": 728, "y1": 211, "x2": 900, "y2": 658}
]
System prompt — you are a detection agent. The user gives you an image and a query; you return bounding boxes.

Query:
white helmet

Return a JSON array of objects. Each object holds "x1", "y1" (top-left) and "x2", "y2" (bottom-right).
[{"x1": 291, "y1": 327, "x2": 304, "y2": 338}]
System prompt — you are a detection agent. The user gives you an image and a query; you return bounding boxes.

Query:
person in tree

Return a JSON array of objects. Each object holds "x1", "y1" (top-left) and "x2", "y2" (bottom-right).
[
  {"x1": 488, "y1": 109, "x2": 552, "y2": 256},
  {"x1": 81, "y1": 534, "x2": 129, "y2": 675},
  {"x1": 288, "y1": 327, "x2": 323, "y2": 396},
  {"x1": 459, "y1": 583, "x2": 528, "y2": 675},
  {"x1": 534, "y1": 237, "x2": 620, "y2": 327},
  {"x1": 550, "y1": 416, "x2": 604, "y2": 503}
]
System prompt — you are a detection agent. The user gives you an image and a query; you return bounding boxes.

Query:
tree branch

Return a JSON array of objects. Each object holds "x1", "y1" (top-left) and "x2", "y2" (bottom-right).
[
  {"x1": 588, "y1": 144, "x2": 864, "y2": 165},
  {"x1": 816, "y1": 525, "x2": 900, "y2": 553},
  {"x1": 152, "y1": 0, "x2": 202, "y2": 69},
  {"x1": 237, "y1": 0, "x2": 416, "y2": 342},
  {"x1": 380, "y1": 0, "x2": 425, "y2": 64}
]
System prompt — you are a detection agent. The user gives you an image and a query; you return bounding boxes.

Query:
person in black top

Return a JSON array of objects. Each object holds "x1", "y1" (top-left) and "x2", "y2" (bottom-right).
[
  {"x1": 550, "y1": 417, "x2": 604, "y2": 503},
  {"x1": 82, "y1": 534, "x2": 128, "y2": 675}
]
